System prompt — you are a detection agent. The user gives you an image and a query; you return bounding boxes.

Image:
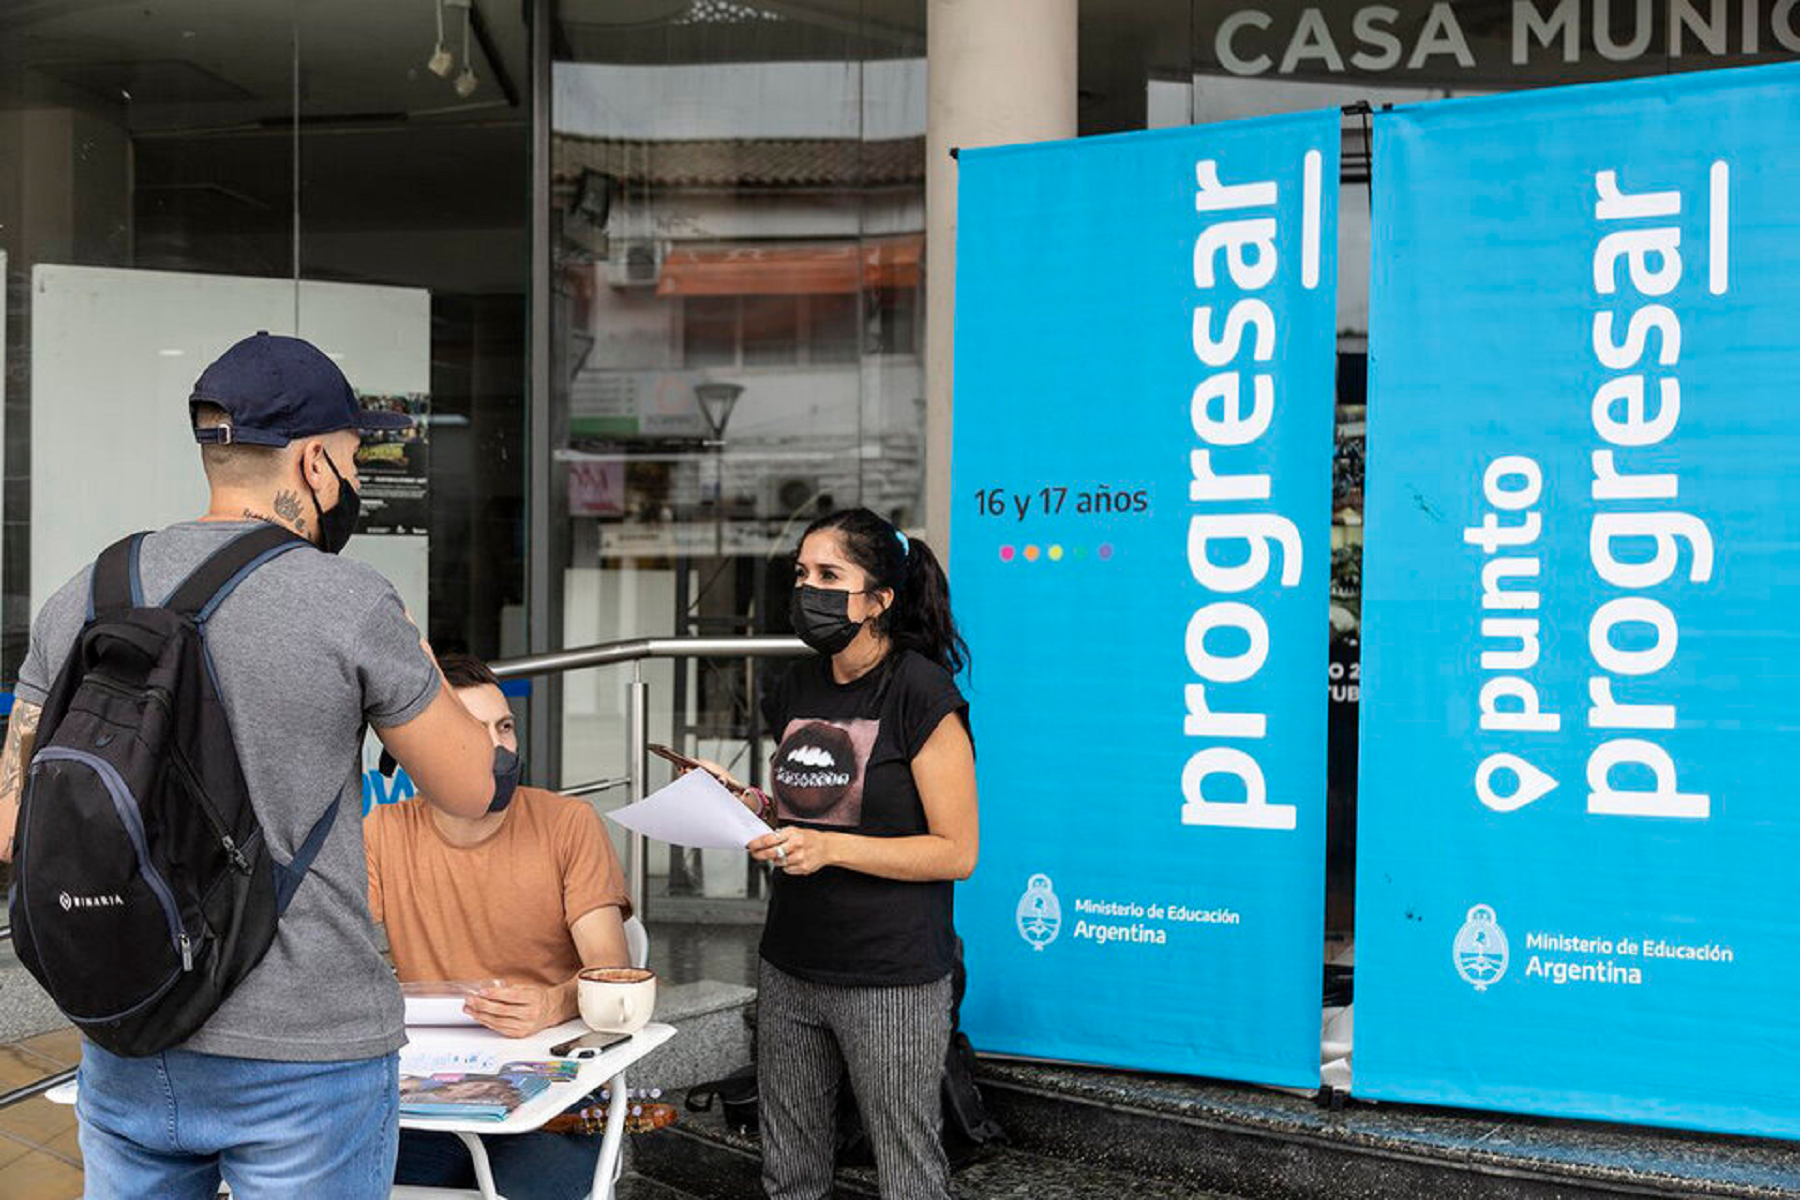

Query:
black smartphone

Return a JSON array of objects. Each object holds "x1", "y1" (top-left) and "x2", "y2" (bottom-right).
[{"x1": 550, "y1": 1029, "x2": 632, "y2": 1058}]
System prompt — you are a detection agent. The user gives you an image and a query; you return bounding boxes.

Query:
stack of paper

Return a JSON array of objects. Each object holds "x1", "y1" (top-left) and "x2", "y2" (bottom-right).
[{"x1": 399, "y1": 1069, "x2": 552, "y2": 1122}]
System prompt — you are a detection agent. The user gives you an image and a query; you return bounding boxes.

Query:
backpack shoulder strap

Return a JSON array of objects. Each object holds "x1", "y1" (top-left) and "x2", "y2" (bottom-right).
[
  {"x1": 88, "y1": 533, "x2": 151, "y2": 620},
  {"x1": 162, "y1": 524, "x2": 311, "y2": 622},
  {"x1": 273, "y1": 787, "x2": 345, "y2": 917}
]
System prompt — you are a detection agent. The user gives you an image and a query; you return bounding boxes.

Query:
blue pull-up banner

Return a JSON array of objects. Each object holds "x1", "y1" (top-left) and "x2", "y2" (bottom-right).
[
  {"x1": 951, "y1": 112, "x2": 1338, "y2": 1086},
  {"x1": 1357, "y1": 62, "x2": 1800, "y2": 1136}
]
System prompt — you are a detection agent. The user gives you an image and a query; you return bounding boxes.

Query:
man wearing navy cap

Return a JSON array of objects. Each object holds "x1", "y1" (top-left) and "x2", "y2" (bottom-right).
[
  {"x1": 187, "y1": 330, "x2": 415, "y2": 554},
  {"x1": 0, "y1": 333, "x2": 514, "y2": 1198}
]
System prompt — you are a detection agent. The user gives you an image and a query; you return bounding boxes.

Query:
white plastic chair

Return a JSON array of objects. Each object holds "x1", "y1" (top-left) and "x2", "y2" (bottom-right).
[{"x1": 624, "y1": 915, "x2": 649, "y2": 970}]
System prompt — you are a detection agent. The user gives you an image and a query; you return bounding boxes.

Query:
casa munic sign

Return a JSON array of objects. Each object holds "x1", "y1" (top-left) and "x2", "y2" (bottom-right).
[{"x1": 1199, "y1": 1, "x2": 1800, "y2": 82}]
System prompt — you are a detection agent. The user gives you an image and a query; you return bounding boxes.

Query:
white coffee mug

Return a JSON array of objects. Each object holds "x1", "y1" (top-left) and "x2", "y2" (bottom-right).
[{"x1": 577, "y1": 967, "x2": 656, "y2": 1034}]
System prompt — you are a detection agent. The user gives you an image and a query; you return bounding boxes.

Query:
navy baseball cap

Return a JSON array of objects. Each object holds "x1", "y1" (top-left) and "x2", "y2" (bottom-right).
[{"x1": 189, "y1": 331, "x2": 411, "y2": 447}]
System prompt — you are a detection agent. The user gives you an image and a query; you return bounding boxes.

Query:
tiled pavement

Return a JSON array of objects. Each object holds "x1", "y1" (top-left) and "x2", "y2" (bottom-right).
[{"x1": 0, "y1": 1027, "x2": 83, "y2": 1200}]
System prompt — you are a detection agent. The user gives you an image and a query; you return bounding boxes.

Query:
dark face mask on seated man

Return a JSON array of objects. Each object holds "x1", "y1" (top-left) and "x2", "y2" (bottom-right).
[{"x1": 377, "y1": 744, "x2": 524, "y2": 814}]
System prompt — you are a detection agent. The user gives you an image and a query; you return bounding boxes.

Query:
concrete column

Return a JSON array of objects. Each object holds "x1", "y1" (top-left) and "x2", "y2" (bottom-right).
[{"x1": 922, "y1": 0, "x2": 1077, "y2": 551}]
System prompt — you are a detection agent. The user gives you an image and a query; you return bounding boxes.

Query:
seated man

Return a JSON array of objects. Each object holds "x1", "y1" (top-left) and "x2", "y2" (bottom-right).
[{"x1": 366, "y1": 653, "x2": 632, "y2": 1200}]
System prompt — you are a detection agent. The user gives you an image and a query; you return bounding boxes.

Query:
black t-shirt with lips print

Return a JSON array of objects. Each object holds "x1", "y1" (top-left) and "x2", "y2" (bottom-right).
[{"x1": 758, "y1": 648, "x2": 970, "y2": 986}]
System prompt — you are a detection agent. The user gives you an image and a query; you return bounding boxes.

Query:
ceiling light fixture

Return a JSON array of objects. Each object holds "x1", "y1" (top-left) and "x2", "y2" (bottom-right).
[
  {"x1": 428, "y1": 0, "x2": 455, "y2": 77},
  {"x1": 452, "y1": 0, "x2": 479, "y2": 97}
]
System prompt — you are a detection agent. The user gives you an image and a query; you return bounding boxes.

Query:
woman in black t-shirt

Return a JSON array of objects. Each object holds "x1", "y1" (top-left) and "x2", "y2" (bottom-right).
[{"x1": 701, "y1": 507, "x2": 977, "y2": 1200}]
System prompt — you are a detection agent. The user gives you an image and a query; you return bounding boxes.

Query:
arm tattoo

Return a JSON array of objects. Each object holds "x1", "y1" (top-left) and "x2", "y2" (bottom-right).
[{"x1": 0, "y1": 701, "x2": 44, "y2": 852}]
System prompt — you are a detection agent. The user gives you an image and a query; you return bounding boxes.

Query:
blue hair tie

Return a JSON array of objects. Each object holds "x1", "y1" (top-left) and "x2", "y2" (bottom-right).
[{"x1": 895, "y1": 529, "x2": 910, "y2": 557}]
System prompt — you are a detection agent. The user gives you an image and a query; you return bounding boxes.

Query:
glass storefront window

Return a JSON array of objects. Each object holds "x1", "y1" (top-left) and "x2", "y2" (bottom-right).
[
  {"x1": 550, "y1": 1, "x2": 928, "y2": 909},
  {"x1": 0, "y1": 2, "x2": 531, "y2": 891}
]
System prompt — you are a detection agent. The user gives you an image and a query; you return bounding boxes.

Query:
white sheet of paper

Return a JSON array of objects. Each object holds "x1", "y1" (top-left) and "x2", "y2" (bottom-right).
[
  {"x1": 605, "y1": 770, "x2": 769, "y2": 850},
  {"x1": 403, "y1": 996, "x2": 481, "y2": 1027},
  {"x1": 399, "y1": 1045, "x2": 505, "y2": 1075}
]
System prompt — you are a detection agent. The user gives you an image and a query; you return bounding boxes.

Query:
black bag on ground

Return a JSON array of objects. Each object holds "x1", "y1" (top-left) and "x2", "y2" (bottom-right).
[
  {"x1": 687, "y1": 1067, "x2": 760, "y2": 1136},
  {"x1": 941, "y1": 1029, "x2": 1005, "y2": 1161},
  {"x1": 8, "y1": 525, "x2": 339, "y2": 1057}
]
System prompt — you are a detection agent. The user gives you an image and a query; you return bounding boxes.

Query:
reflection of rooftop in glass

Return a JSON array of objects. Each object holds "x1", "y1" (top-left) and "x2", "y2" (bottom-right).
[{"x1": 555, "y1": 136, "x2": 925, "y2": 190}]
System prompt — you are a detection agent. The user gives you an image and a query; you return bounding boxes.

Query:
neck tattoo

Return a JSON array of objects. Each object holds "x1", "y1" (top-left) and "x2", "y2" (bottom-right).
[
  {"x1": 242, "y1": 507, "x2": 306, "y2": 537},
  {"x1": 272, "y1": 490, "x2": 308, "y2": 535}
]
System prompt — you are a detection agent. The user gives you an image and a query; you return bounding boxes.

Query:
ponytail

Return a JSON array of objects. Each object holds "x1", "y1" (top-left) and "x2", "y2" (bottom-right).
[
  {"x1": 894, "y1": 536, "x2": 968, "y2": 676},
  {"x1": 797, "y1": 507, "x2": 970, "y2": 676}
]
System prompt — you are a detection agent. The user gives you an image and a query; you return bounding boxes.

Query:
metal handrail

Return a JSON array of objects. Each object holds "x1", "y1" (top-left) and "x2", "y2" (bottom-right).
[
  {"x1": 560, "y1": 776, "x2": 630, "y2": 798},
  {"x1": 490, "y1": 635, "x2": 807, "y2": 680},
  {"x1": 491, "y1": 634, "x2": 809, "y2": 917}
]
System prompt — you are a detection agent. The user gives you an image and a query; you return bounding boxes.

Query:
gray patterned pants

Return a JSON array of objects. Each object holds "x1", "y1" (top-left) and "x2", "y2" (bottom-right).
[{"x1": 757, "y1": 959, "x2": 953, "y2": 1200}]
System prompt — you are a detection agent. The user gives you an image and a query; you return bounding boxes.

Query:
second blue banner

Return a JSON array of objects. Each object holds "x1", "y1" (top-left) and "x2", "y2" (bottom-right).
[{"x1": 1357, "y1": 62, "x2": 1800, "y2": 1136}]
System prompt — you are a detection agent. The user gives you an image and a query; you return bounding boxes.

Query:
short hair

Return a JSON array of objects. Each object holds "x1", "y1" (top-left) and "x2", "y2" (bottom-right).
[
  {"x1": 192, "y1": 402, "x2": 286, "y2": 486},
  {"x1": 439, "y1": 652, "x2": 501, "y2": 692}
]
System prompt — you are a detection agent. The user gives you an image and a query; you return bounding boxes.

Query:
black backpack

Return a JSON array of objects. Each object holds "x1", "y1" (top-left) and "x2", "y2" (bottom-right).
[{"x1": 8, "y1": 524, "x2": 341, "y2": 1057}]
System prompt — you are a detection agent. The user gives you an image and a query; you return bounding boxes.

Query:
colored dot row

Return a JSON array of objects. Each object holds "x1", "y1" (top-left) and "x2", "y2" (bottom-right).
[{"x1": 998, "y1": 544, "x2": 1114, "y2": 563}]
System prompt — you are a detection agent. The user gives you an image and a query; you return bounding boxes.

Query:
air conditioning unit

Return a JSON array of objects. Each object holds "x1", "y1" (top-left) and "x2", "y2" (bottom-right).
[
  {"x1": 767, "y1": 475, "x2": 831, "y2": 522},
  {"x1": 606, "y1": 239, "x2": 661, "y2": 288}
]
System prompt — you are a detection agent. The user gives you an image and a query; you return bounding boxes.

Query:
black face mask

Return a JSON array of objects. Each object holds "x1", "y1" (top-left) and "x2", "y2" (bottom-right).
[
  {"x1": 376, "y1": 745, "x2": 525, "y2": 815},
  {"x1": 790, "y1": 585, "x2": 865, "y2": 657},
  {"x1": 489, "y1": 746, "x2": 524, "y2": 814},
  {"x1": 309, "y1": 450, "x2": 361, "y2": 555}
]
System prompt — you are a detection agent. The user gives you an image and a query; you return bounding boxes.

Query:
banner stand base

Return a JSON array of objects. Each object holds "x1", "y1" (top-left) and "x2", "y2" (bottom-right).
[{"x1": 971, "y1": 1058, "x2": 1800, "y2": 1199}]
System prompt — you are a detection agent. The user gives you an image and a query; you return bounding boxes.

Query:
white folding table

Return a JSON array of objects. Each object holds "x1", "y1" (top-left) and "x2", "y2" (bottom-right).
[{"x1": 394, "y1": 1019, "x2": 675, "y2": 1200}]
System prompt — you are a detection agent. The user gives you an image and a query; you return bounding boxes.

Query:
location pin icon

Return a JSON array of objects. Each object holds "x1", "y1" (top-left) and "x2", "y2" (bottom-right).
[{"x1": 1475, "y1": 753, "x2": 1558, "y2": 812}]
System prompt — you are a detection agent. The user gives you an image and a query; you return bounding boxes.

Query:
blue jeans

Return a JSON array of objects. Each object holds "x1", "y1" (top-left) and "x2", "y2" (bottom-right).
[
  {"x1": 395, "y1": 1127, "x2": 603, "y2": 1200},
  {"x1": 77, "y1": 1041, "x2": 399, "y2": 1200}
]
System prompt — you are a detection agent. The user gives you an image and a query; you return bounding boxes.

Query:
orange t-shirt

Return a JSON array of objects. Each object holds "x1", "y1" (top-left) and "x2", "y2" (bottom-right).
[{"x1": 364, "y1": 786, "x2": 630, "y2": 989}]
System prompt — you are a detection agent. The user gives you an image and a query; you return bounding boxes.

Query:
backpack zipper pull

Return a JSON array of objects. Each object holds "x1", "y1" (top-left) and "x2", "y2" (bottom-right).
[
  {"x1": 221, "y1": 835, "x2": 250, "y2": 874},
  {"x1": 179, "y1": 933, "x2": 193, "y2": 972}
]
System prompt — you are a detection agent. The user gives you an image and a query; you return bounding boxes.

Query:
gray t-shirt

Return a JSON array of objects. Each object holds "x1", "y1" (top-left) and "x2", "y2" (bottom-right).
[{"x1": 16, "y1": 520, "x2": 440, "y2": 1062}]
